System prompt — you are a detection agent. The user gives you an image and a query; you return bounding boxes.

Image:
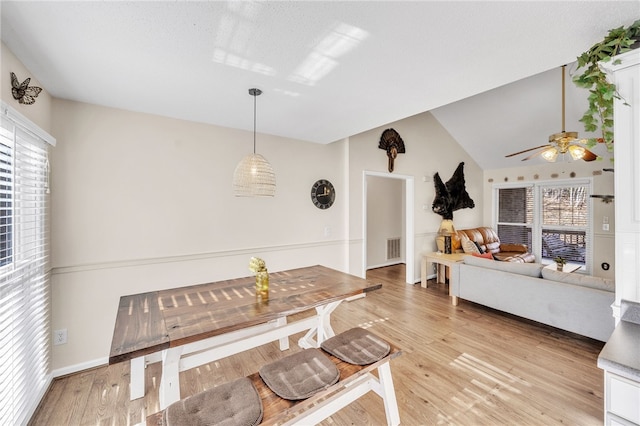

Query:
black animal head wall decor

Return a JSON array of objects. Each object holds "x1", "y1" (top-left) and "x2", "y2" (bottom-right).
[
  {"x1": 378, "y1": 128, "x2": 405, "y2": 173},
  {"x1": 431, "y1": 162, "x2": 475, "y2": 220},
  {"x1": 10, "y1": 72, "x2": 42, "y2": 105}
]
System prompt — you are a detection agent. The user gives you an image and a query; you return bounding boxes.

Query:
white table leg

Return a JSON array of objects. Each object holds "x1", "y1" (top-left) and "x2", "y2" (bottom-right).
[
  {"x1": 276, "y1": 316, "x2": 289, "y2": 350},
  {"x1": 421, "y1": 256, "x2": 428, "y2": 288},
  {"x1": 298, "y1": 301, "x2": 341, "y2": 348},
  {"x1": 378, "y1": 362, "x2": 400, "y2": 426},
  {"x1": 159, "y1": 347, "x2": 183, "y2": 410},
  {"x1": 129, "y1": 356, "x2": 145, "y2": 400}
]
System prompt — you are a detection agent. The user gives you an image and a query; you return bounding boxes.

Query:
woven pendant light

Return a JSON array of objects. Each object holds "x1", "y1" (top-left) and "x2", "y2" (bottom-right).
[{"x1": 233, "y1": 88, "x2": 276, "y2": 197}]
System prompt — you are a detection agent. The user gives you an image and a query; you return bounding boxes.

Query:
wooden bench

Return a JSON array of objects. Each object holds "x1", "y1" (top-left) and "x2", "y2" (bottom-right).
[{"x1": 146, "y1": 343, "x2": 402, "y2": 426}]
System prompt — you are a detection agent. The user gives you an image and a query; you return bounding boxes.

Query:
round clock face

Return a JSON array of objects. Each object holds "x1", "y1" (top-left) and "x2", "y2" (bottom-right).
[{"x1": 311, "y1": 179, "x2": 335, "y2": 209}]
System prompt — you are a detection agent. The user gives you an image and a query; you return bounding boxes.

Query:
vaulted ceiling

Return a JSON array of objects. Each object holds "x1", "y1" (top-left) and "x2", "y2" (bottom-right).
[{"x1": 2, "y1": 1, "x2": 638, "y2": 169}]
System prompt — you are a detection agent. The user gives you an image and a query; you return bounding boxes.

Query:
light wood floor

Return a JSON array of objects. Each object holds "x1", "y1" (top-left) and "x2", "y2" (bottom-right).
[{"x1": 30, "y1": 264, "x2": 605, "y2": 425}]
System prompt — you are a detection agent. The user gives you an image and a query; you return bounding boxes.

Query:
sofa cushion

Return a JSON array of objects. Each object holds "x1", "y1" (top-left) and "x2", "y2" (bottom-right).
[
  {"x1": 463, "y1": 255, "x2": 544, "y2": 277},
  {"x1": 541, "y1": 268, "x2": 614, "y2": 292},
  {"x1": 461, "y1": 238, "x2": 481, "y2": 254},
  {"x1": 472, "y1": 252, "x2": 493, "y2": 260}
]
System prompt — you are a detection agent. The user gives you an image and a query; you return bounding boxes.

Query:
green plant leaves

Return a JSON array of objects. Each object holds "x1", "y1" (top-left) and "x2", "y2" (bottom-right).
[{"x1": 573, "y1": 19, "x2": 640, "y2": 151}]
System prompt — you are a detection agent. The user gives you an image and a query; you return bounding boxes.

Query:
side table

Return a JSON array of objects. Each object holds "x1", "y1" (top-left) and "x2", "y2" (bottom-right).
[{"x1": 421, "y1": 252, "x2": 466, "y2": 305}]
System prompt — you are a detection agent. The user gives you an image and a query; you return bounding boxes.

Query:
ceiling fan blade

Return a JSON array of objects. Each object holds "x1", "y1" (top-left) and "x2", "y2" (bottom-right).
[
  {"x1": 521, "y1": 148, "x2": 546, "y2": 161},
  {"x1": 505, "y1": 144, "x2": 550, "y2": 158},
  {"x1": 581, "y1": 148, "x2": 598, "y2": 161}
]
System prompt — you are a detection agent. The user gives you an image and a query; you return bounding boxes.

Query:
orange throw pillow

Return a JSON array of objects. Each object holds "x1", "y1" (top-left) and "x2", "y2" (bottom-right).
[{"x1": 472, "y1": 252, "x2": 493, "y2": 260}]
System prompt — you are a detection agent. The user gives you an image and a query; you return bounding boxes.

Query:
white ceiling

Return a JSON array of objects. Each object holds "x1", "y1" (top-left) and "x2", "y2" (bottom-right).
[{"x1": 2, "y1": 1, "x2": 638, "y2": 169}]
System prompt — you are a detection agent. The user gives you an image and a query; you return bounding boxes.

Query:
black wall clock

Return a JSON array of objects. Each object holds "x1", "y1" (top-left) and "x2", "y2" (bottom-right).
[{"x1": 310, "y1": 179, "x2": 335, "y2": 209}]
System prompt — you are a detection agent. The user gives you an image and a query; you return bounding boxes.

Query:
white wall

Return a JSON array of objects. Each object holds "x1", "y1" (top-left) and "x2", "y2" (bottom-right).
[
  {"x1": 1, "y1": 42, "x2": 53, "y2": 132},
  {"x1": 348, "y1": 112, "x2": 484, "y2": 282},
  {"x1": 49, "y1": 100, "x2": 350, "y2": 372}
]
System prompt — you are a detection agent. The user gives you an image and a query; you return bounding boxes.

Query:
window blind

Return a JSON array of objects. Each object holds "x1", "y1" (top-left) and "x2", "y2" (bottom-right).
[{"x1": 0, "y1": 105, "x2": 53, "y2": 425}]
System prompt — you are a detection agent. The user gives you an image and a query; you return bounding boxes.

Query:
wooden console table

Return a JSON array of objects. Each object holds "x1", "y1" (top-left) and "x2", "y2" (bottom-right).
[
  {"x1": 421, "y1": 252, "x2": 466, "y2": 305},
  {"x1": 109, "y1": 265, "x2": 381, "y2": 409}
]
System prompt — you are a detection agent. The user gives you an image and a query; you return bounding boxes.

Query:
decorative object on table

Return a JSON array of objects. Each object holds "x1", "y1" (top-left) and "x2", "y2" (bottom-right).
[
  {"x1": 233, "y1": 88, "x2": 276, "y2": 197},
  {"x1": 505, "y1": 65, "x2": 599, "y2": 163},
  {"x1": 310, "y1": 179, "x2": 335, "y2": 209},
  {"x1": 431, "y1": 162, "x2": 475, "y2": 220},
  {"x1": 378, "y1": 128, "x2": 405, "y2": 173},
  {"x1": 10, "y1": 72, "x2": 42, "y2": 105},
  {"x1": 249, "y1": 257, "x2": 269, "y2": 298},
  {"x1": 573, "y1": 19, "x2": 640, "y2": 156},
  {"x1": 554, "y1": 256, "x2": 567, "y2": 271},
  {"x1": 435, "y1": 219, "x2": 460, "y2": 253}
]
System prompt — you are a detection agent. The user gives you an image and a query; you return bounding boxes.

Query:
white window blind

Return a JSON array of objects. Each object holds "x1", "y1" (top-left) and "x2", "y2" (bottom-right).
[{"x1": 0, "y1": 104, "x2": 54, "y2": 426}]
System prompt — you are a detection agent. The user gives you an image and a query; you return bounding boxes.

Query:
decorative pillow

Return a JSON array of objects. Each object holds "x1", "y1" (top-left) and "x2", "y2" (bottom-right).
[
  {"x1": 461, "y1": 239, "x2": 480, "y2": 254},
  {"x1": 472, "y1": 252, "x2": 493, "y2": 260},
  {"x1": 473, "y1": 241, "x2": 486, "y2": 254},
  {"x1": 541, "y1": 268, "x2": 614, "y2": 292}
]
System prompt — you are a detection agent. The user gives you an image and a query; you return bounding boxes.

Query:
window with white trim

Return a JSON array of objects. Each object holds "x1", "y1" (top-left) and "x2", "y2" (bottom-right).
[
  {"x1": 494, "y1": 179, "x2": 592, "y2": 271},
  {"x1": 0, "y1": 103, "x2": 55, "y2": 425}
]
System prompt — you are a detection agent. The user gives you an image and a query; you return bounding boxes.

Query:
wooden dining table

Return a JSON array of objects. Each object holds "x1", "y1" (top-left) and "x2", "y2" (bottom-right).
[{"x1": 108, "y1": 265, "x2": 382, "y2": 409}]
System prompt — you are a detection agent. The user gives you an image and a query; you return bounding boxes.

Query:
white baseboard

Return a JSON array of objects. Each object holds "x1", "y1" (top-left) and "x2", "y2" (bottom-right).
[
  {"x1": 52, "y1": 356, "x2": 108, "y2": 378},
  {"x1": 366, "y1": 261, "x2": 404, "y2": 270}
]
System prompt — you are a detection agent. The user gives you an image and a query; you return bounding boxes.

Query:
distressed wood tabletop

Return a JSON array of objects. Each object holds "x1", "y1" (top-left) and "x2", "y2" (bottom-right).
[{"x1": 109, "y1": 265, "x2": 381, "y2": 364}]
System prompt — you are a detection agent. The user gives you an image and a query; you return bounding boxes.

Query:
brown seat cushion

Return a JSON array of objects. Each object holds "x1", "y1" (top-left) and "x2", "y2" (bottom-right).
[
  {"x1": 321, "y1": 327, "x2": 390, "y2": 365},
  {"x1": 259, "y1": 348, "x2": 339, "y2": 400},
  {"x1": 165, "y1": 377, "x2": 262, "y2": 426}
]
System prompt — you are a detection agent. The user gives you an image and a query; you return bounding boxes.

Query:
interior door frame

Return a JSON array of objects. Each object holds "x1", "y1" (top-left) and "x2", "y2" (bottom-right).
[{"x1": 362, "y1": 170, "x2": 414, "y2": 284}]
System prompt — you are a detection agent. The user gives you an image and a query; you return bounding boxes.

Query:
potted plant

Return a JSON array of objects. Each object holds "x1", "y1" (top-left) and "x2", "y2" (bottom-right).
[
  {"x1": 554, "y1": 256, "x2": 567, "y2": 271},
  {"x1": 573, "y1": 19, "x2": 640, "y2": 156}
]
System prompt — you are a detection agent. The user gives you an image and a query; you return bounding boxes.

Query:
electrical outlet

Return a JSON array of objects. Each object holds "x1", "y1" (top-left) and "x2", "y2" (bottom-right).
[
  {"x1": 53, "y1": 329, "x2": 67, "y2": 345},
  {"x1": 603, "y1": 224, "x2": 610, "y2": 231}
]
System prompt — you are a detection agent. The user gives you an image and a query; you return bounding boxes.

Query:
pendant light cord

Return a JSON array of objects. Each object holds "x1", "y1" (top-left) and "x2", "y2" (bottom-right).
[
  {"x1": 249, "y1": 88, "x2": 262, "y2": 154},
  {"x1": 561, "y1": 65, "x2": 566, "y2": 133}
]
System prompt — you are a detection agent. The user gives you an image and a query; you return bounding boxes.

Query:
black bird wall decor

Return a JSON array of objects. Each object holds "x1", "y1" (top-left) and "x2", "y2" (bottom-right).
[{"x1": 431, "y1": 162, "x2": 475, "y2": 220}]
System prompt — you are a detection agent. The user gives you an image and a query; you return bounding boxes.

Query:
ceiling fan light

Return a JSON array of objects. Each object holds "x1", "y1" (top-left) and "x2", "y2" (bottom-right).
[
  {"x1": 541, "y1": 147, "x2": 559, "y2": 162},
  {"x1": 568, "y1": 145, "x2": 586, "y2": 160}
]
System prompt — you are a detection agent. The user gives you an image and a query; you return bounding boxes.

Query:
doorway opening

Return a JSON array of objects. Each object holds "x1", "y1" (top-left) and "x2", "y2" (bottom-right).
[{"x1": 362, "y1": 171, "x2": 414, "y2": 284}]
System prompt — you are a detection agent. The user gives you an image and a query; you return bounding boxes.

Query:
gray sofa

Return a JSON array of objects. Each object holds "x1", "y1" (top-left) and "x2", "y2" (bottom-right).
[{"x1": 450, "y1": 256, "x2": 615, "y2": 342}]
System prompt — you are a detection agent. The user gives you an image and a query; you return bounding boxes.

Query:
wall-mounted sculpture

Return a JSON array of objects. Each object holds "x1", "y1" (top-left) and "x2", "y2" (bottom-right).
[
  {"x1": 378, "y1": 128, "x2": 405, "y2": 173},
  {"x1": 431, "y1": 162, "x2": 475, "y2": 220},
  {"x1": 10, "y1": 72, "x2": 42, "y2": 105}
]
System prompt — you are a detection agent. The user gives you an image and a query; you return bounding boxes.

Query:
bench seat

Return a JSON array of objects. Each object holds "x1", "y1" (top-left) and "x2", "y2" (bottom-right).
[{"x1": 146, "y1": 343, "x2": 402, "y2": 426}]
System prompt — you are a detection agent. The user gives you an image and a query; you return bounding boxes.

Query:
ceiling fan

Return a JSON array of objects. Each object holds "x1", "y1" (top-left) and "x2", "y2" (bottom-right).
[{"x1": 505, "y1": 65, "x2": 597, "y2": 162}]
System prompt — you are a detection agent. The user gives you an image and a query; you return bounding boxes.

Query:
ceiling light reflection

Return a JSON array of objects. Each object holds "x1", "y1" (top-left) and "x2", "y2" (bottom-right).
[
  {"x1": 212, "y1": 48, "x2": 276, "y2": 76},
  {"x1": 289, "y1": 22, "x2": 369, "y2": 86}
]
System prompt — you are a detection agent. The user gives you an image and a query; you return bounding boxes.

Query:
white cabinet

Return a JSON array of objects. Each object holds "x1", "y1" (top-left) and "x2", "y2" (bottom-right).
[
  {"x1": 602, "y1": 49, "x2": 640, "y2": 317},
  {"x1": 605, "y1": 371, "x2": 640, "y2": 425}
]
